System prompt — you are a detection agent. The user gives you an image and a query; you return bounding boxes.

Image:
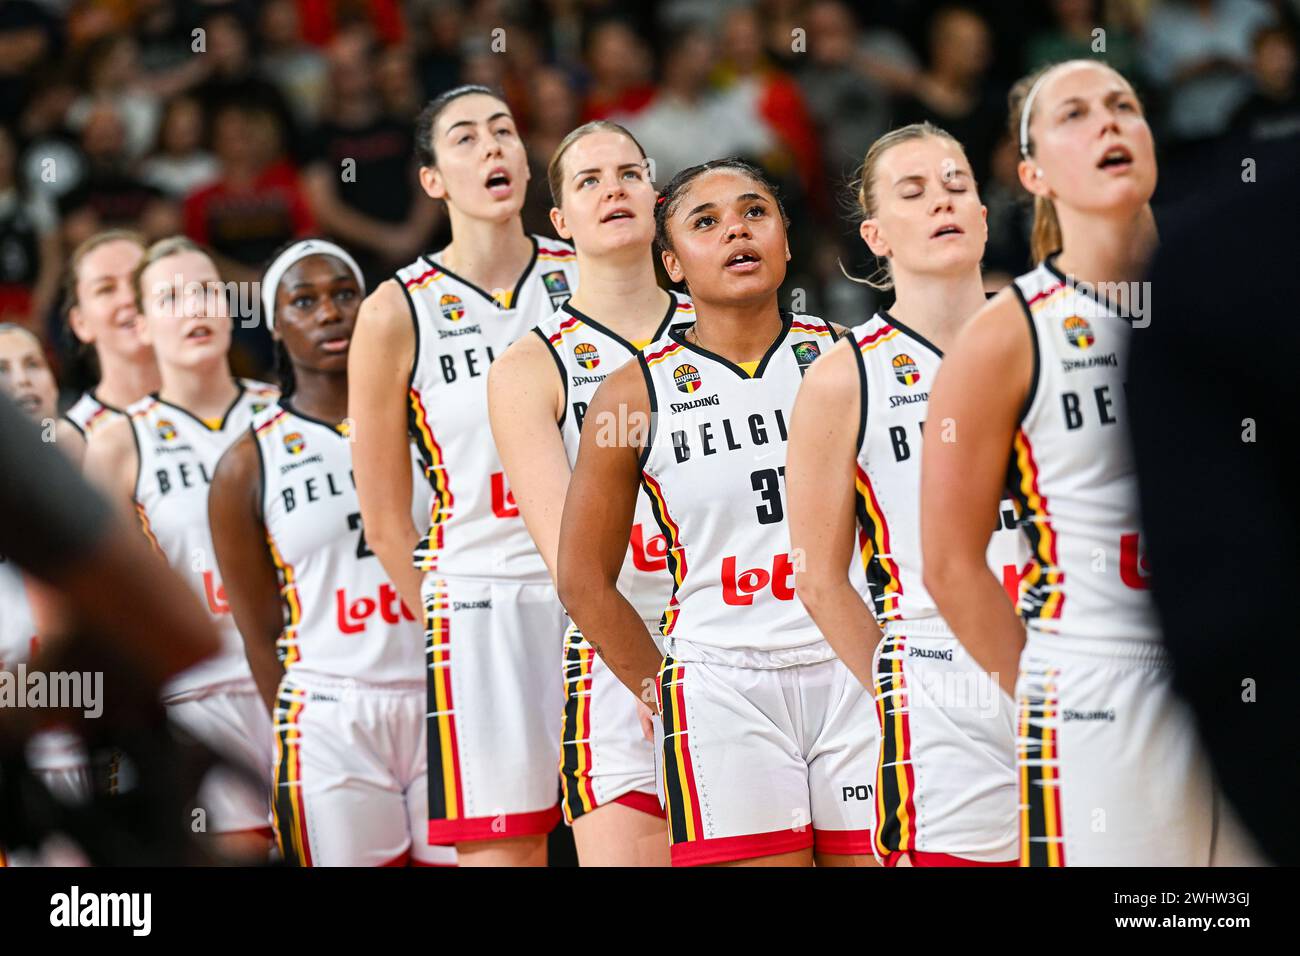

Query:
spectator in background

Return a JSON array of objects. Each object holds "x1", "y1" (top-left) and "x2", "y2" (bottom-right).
[
  {"x1": 714, "y1": 4, "x2": 825, "y2": 215},
  {"x1": 798, "y1": 0, "x2": 918, "y2": 207},
  {"x1": 1026, "y1": 0, "x2": 1140, "y2": 76},
  {"x1": 413, "y1": 0, "x2": 466, "y2": 100},
  {"x1": 893, "y1": 5, "x2": 1003, "y2": 185},
  {"x1": 0, "y1": 124, "x2": 59, "y2": 334},
  {"x1": 1228, "y1": 25, "x2": 1300, "y2": 143},
  {"x1": 375, "y1": 43, "x2": 424, "y2": 120},
  {"x1": 192, "y1": 8, "x2": 301, "y2": 163},
  {"x1": 579, "y1": 19, "x2": 656, "y2": 122},
  {"x1": 58, "y1": 103, "x2": 177, "y2": 250},
  {"x1": 66, "y1": 34, "x2": 161, "y2": 164},
  {"x1": 302, "y1": 29, "x2": 438, "y2": 286},
  {"x1": 259, "y1": 0, "x2": 330, "y2": 129},
  {"x1": 16, "y1": 67, "x2": 83, "y2": 206},
  {"x1": 1144, "y1": 0, "x2": 1276, "y2": 144},
  {"x1": 978, "y1": 133, "x2": 1034, "y2": 289},
  {"x1": 139, "y1": 96, "x2": 219, "y2": 200},
  {"x1": 620, "y1": 25, "x2": 773, "y2": 184},
  {"x1": 520, "y1": 65, "x2": 581, "y2": 236},
  {"x1": 0, "y1": 1, "x2": 56, "y2": 128},
  {"x1": 184, "y1": 102, "x2": 315, "y2": 286}
]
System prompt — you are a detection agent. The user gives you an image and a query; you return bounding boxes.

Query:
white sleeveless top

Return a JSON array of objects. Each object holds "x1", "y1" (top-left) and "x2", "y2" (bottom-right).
[
  {"x1": 850, "y1": 311, "x2": 1026, "y2": 629},
  {"x1": 1009, "y1": 258, "x2": 1158, "y2": 642},
  {"x1": 638, "y1": 312, "x2": 838, "y2": 665},
  {"x1": 252, "y1": 400, "x2": 429, "y2": 685},
  {"x1": 128, "y1": 379, "x2": 280, "y2": 699},
  {"x1": 398, "y1": 235, "x2": 581, "y2": 581},
  {"x1": 533, "y1": 291, "x2": 694, "y2": 623}
]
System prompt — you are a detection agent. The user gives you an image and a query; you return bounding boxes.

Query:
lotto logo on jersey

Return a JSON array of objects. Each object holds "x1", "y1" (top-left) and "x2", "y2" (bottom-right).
[
  {"x1": 155, "y1": 419, "x2": 177, "y2": 441},
  {"x1": 283, "y1": 431, "x2": 306, "y2": 455},
  {"x1": 791, "y1": 341, "x2": 821, "y2": 377},
  {"x1": 722, "y1": 553, "x2": 796, "y2": 605},
  {"x1": 574, "y1": 342, "x2": 601, "y2": 369},
  {"x1": 892, "y1": 354, "x2": 921, "y2": 386},
  {"x1": 673, "y1": 363, "x2": 702, "y2": 394},
  {"x1": 1063, "y1": 315, "x2": 1095, "y2": 350},
  {"x1": 439, "y1": 294, "x2": 466, "y2": 322}
]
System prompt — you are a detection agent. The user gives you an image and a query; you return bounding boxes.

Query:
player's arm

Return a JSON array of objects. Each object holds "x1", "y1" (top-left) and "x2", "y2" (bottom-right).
[
  {"x1": 348, "y1": 279, "x2": 425, "y2": 614},
  {"x1": 921, "y1": 291, "x2": 1032, "y2": 696},
  {"x1": 54, "y1": 419, "x2": 87, "y2": 468},
  {"x1": 488, "y1": 332, "x2": 570, "y2": 582},
  {"x1": 788, "y1": 338, "x2": 882, "y2": 688},
  {"x1": 81, "y1": 415, "x2": 141, "y2": 518},
  {"x1": 210, "y1": 431, "x2": 284, "y2": 712},
  {"x1": 557, "y1": 362, "x2": 662, "y2": 710}
]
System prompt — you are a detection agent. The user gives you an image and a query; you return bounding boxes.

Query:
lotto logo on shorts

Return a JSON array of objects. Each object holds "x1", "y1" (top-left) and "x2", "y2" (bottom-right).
[
  {"x1": 1063, "y1": 315, "x2": 1095, "y2": 350},
  {"x1": 673, "y1": 363, "x2": 702, "y2": 394},
  {"x1": 155, "y1": 419, "x2": 177, "y2": 441},
  {"x1": 892, "y1": 353, "x2": 921, "y2": 386},
  {"x1": 283, "y1": 431, "x2": 306, "y2": 455},
  {"x1": 574, "y1": 342, "x2": 600, "y2": 369},
  {"x1": 439, "y1": 294, "x2": 465, "y2": 322}
]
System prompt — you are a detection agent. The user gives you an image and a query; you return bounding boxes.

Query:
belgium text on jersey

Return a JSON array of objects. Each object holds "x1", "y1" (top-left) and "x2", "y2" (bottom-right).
[
  {"x1": 49, "y1": 886, "x2": 151, "y2": 936},
  {"x1": 0, "y1": 664, "x2": 102, "y2": 718}
]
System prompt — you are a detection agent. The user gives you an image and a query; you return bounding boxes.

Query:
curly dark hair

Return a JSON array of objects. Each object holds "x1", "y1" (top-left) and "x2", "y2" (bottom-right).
[{"x1": 652, "y1": 157, "x2": 789, "y2": 256}]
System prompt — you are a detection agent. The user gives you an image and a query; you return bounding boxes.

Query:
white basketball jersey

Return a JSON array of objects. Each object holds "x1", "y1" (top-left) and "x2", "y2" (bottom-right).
[
  {"x1": 638, "y1": 313, "x2": 837, "y2": 662},
  {"x1": 534, "y1": 292, "x2": 694, "y2": 623},
  {"x1": 399, "y1": 235, "x2": 580, "y2": 581},
  {"x1": 851, "y1": 312, "x2": 1026, "y2": 626},
  {"x1": 252, "y1": 401, "x2": 429, "y2": 684},
  {"x1": 128, "y1": 379, "x2": 280, "y2": 698},
  {"x1": 0, "y1": 554, "x2": 36, "y2": 669},
  {"x1": 1009, "y1": 259, "x2": 1157, "y2": 642},
  {"x1": 64, "y1": 390, "x2": 124, "y2": 440}
]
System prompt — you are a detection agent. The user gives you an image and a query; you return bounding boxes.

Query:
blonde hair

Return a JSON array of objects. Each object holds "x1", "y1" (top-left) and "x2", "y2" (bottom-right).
[
  {"x1": 546, "y1": 120, "x2": 648, "y2": 207},
  {"x1": 131, "y1": 236, "x2": 215, "y2": 313},
  {"x1": 1009, "y1": 59, "x2": 1138, "y2": 264},
  {"x1": 846, "y1": 122, "x2": 969, "y2": 290}
]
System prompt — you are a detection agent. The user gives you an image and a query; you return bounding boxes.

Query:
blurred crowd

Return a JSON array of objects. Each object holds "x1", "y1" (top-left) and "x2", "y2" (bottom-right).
[{"x1": 1, "y1": 0, "x2": 1297, "y2": 390}]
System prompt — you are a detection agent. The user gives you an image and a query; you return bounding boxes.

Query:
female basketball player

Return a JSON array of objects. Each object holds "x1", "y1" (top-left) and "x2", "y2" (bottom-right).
[
  {"x1": 786, "y1": 123, "x2": 1024, "y2": 866},
  {"x1": 489, "y1": 121, "x2": 692, "y2": 866},
  {"x1": 349, "y1": 86, "x2": 580, "y2": 867},
  {"x1": 0, "y1": 323, "x2": 95, "y2": 807},
  {"x1": 84, "y1": 236, "x2": 279, "y2": 859},
  {"x1": 207, "y1": 239, "x2": 454, "y2": 867},
  {"x1": 557, "y1": 158, "x2": 876, "y2": 867},
  {"x1": 919, "y1": 60, "x2": 1226, "y2": 866},
  {"x1": 60, "y1": 230, "x2": 159, "y2": 462}
]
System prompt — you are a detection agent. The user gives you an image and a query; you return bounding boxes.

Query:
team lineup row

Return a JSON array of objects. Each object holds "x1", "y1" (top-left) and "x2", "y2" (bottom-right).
[{"x1": 0, "y1": 57, "x2": 1257, "y2": 867}]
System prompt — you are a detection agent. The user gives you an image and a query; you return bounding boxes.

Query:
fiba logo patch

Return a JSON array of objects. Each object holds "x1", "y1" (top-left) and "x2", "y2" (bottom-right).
[
  {"x1": 1063, "y1": 315, "x2": 1095, "y2": 350},
  {"x1": 574, "y1": 342, "x2": 600, "y2": 369},
  {"x1": 892, "y1": 353, "x2": 921, "y2": 386},
  {"x1": 791, "y1": 341, "x2": 821, "y2": 377},
  {"x1": 155, "y1": 419, "x2": 177, "y2": 441},
  {"x1": 542, "y1": 270, "x2": 572, "y2": 310},
  {"x1": 439, "y1": 294, "x2": 465, "y2": 322},
  {"x1": 673, "y1": 363, "x2": 702, "y2": 394},
  {"x1": 284, "y1": 431, "x2": 306, "y2": 455}
]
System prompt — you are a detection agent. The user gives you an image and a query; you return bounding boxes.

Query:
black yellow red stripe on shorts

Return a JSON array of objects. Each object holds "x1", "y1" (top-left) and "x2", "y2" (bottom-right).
[
  {"x1": 273, "y1": 686, "x2": 312, "y2": 866},
  {"x1": 658, "y1": 657, "x2": 703, "y2": 847},
  {"x1": 874, "y1": 634, "x2": 918, "y2": 861},
  {"x1": 559, "y1": 626, "x2": 597, "y2": 822},
  {"x1": 1018, "y1": 665, "x2": 1066, "y2": 866},
  {"x1": 424, "y1": 580, "x2": 464, "y2": 825}
]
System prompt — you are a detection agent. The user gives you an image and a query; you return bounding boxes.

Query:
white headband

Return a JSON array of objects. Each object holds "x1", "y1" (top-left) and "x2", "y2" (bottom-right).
[
  {"x1": 1019, "y1": 61, "x2": 1099, "y2": 159},
  {"x1": 261, "y1": 239, "x2": 365, "y2": 332}
]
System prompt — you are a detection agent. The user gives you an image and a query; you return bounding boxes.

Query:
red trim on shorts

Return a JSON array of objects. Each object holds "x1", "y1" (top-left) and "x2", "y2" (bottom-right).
[
  {"x1": 427, "y1": 804, "x2": 561, "y2": 845},
  {"x1": 379, "y1": 850, "x2": 410, "y2": 867},
  {"x1": 410, "y1": 858, "x2": 458, "y2": 867},
  {"x1": 813, "y1": 827, "x2": 875, "y2": 856},
  {"x1": 882, "y1": 849, "x2": 1020, "y2": 867},
  {"x1": 612, "y1": 790, "x2": 666, "y2": 819},
  {"x1": 669, "y1": 827, "x2": 814, "y2": 867}
]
